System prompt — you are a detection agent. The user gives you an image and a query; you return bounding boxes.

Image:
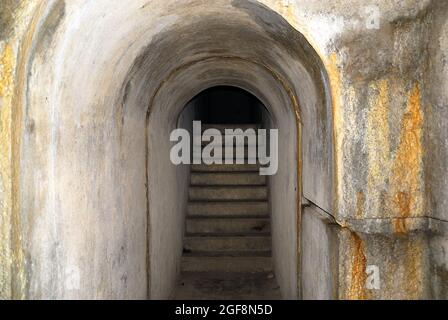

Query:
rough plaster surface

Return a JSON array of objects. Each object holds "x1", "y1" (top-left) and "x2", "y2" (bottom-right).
[
  {"x1": 261, "y1": 94, "x2": 299, "y2": 299},
  {"x1": 0, "y1": 0, "x2": 447, "y2": 299},
  {"x1": 301, "y1": 206, "x2": 337, "y2": 299}
]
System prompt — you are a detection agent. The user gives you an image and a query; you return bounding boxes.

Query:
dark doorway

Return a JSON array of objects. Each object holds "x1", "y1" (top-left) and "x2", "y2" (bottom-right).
[{"x1": 194, "y1": 86, "x2": 263, "y2": 124}]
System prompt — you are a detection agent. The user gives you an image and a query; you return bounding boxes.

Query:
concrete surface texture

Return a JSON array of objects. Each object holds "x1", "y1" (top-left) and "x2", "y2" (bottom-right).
[{"x1": 0, "y1": 0, "x2": 447, "y2": 299}]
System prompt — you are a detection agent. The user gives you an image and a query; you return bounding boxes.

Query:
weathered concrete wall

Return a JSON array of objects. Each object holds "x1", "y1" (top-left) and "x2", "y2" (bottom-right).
[
  {"x1": 0, "y1": 0, "x2": 43, "y2": 299},
  {"x1": 301, "y1": 205, "x2": 338, "y2": 299},
  {"x1": 1, "y1": 0, "x2": 447, "y2": 299},
  {"x1": 424, "y1": 0, "x2": 448, "y2": 298},
  {"x1": 338, "y1": 230, "x2": 432, "y2": 299},
  {"x1": 0, "y1": 33, "x2": 14, "y2": 301},
  {"x1": 262, "y1": 88, "x2": 299, "y2": 299},
  {"x1": 147, "y1": 102, "x2": 192, "y2": 299},
  {"x1": 145, "y1": 97, "x2": 195, "y2": 299},
  {"x1": 315, "y1": 0, "x2": 446, "y2": 299}
]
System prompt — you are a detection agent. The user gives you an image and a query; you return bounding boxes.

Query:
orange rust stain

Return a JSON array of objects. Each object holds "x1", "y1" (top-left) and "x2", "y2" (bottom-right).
[
  {"x1": 393, "y1": 219, "x2": 407, "y2": 234},
  {"x1": 393, "y1": 192, "x2": 410, "y2": 234},
  {"x1": 347, "y1": 232, "x2": 367, "y2": 300},
  {"x1": 389, "y1": 83, "x2": 424, "y2": 233},
  {"x1": 0, "y1": 43, "x2": 14, "y2": 299},
  {"x1": 355, "y1": 191, "x2": 365, "y2": 219}
]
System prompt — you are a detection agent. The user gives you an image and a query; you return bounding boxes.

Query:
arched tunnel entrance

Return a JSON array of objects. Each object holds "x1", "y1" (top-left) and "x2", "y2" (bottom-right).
[
  {"x1": 172, "y1": 86, "x2": 279, "y2": 299},
  {"x1": 16, "y1": 0, "x2": 334, "y2": 300},
  {"x1": 147, "y1": 63, "x2": 301, "y2": 299}
]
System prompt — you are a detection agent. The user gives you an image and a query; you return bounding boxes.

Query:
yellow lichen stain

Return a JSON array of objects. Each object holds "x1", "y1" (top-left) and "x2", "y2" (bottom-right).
[
  {"x1": 0, "y1": 44, "x2": 14, "y2": 96},
  {"x1": 355, "y1": 191, "x2": 365, "y2": 219},
  {"x1": 0, "y1": 43, "x2": 14, "y2": 298},
  {"x1": 326, "y1": 53, "x2": 342, "y2": 128},
  {"x1": 347, "y1": 232, "x2": 367, "y2": 300},
  {"x1": 272, "y1": 0, "x2": 299, "y2": 30},
  {"x1": 402, "y1": 237, "x2": 424, "y2": 299},
  {"x1": 389, "y1": 83, "x2": 423, "y2": 233},
  {"x1": 325, "y1": 53, "x2": 343, "y2": 213},
  {"x1": 8, "y1": 1, "x2": 49, "y2": 299},
  {"x1": 1, "y1": 3, "x2": 46, "y2": 301},
  {"x1": 366, "y1": 79, "x2": 391, "y2": 217}
]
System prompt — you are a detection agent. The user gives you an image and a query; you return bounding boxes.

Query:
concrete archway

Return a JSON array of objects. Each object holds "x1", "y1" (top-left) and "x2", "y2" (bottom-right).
[
  {"x1": 145, "y1": 58, "x2": 300, "y2": 299},
  {"x1": 13, "y1": 0, "x2": 333, "y2": 299}
]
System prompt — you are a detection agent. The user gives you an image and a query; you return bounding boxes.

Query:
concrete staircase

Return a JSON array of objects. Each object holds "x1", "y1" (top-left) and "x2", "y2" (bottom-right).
[{"x1": 181, "y1": 124, "x2": 272, "y2": 274}]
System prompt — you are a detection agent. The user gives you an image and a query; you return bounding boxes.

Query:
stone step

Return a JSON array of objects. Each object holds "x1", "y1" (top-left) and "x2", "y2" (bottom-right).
[
  {"x1": 191, "y1": 172, "x2": 266, "y2": 186},
  {"x1": 187, "y1": 201, "x2": 269, "y2": 217},
  {"x1": 194, "y1": 140, "x2": 263, "y2": 147},
  {"x1": 197, "y1": 158, "x2": 260, "y2": 164},
  {"x1": 189, "y1": 186, "x2": 267, "y2": 201},
  {"x1": 186, "y1": 217, "x2": 270, "y2": 234},
  {"x1": 181, "y1": 255, "x2": 272, "y2": 272},
  {"x1": 191, "y1": 163, "x2": 260, "y2": 172},
  {"x1": 193, "y1": 147, "x2": 260, "y2": 159},
  {"x1": 184, "y1": 235, "x2": 271, "y2": 252},
  {"x1": 182, "y1": 251, "x2": 272, "y2": 257}
]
